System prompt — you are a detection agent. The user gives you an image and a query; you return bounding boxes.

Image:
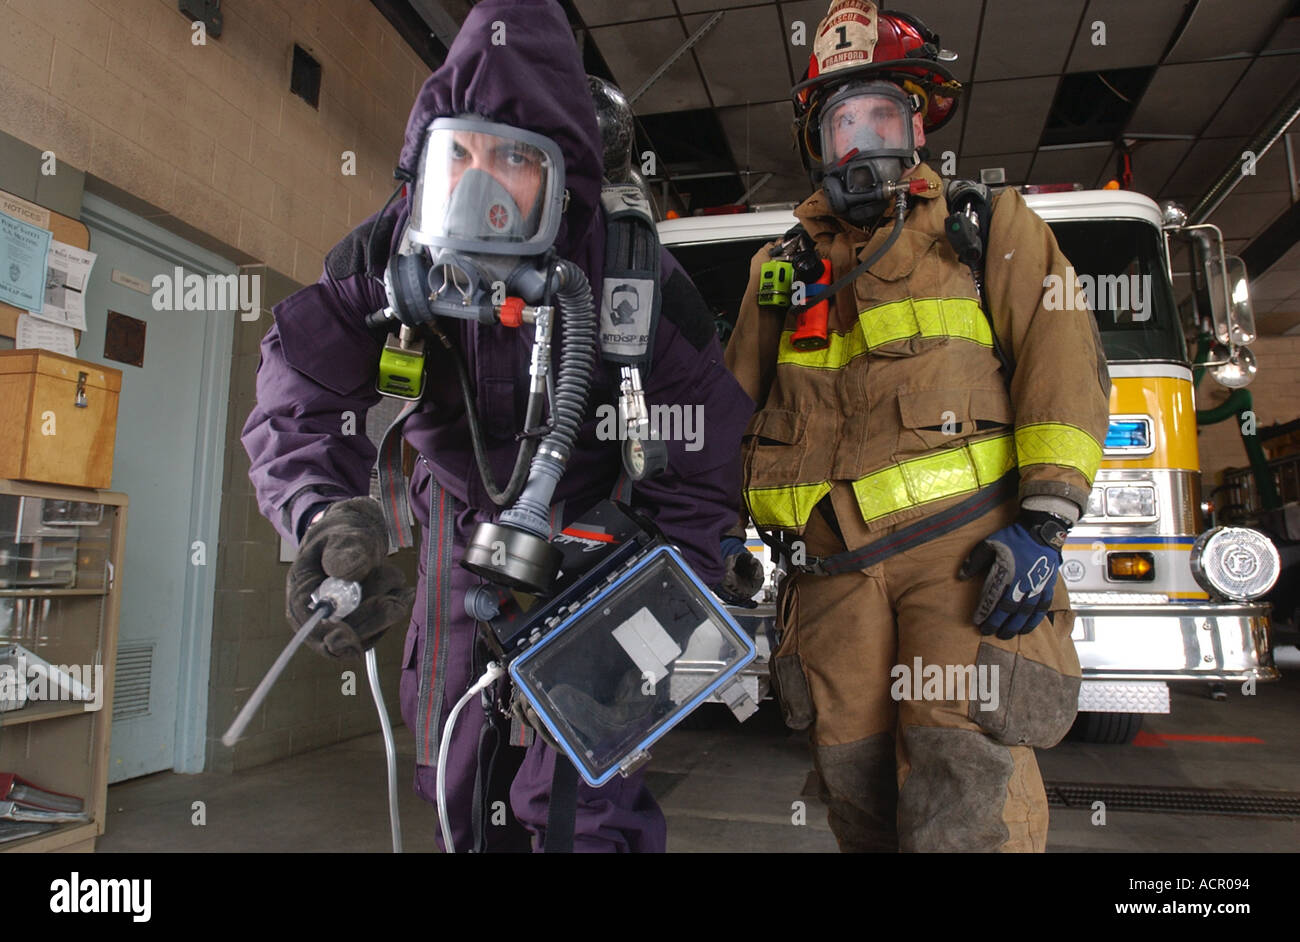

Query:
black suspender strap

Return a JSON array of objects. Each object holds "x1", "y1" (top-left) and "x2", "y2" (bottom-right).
[
  {"x1": 543, "y1": 756, "x2": 579, "y2": 853},
  {"x1": 801, "y1": 471, "x2": 1018, "y2": 576}
]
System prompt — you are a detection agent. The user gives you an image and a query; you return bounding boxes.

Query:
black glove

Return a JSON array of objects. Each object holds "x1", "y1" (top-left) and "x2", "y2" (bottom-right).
[
  {"x1": 509, "y1": 690, "x2": 562, "y2": 751},
  {"x1": 717, "y1": 536, "x2": 764, "y2": 607},
  {"x1": 286, "y1": 497, "x2": 415, "y2": 659}
]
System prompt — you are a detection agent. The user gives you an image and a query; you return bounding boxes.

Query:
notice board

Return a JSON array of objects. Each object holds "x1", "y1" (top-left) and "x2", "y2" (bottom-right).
[{"x1": 0, "y1": 188, "x2": 91, "y2": 344}]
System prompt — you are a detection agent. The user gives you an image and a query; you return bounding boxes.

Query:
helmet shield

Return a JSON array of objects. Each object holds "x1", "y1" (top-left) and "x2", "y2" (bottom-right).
[
  {"x1": 819, "y1": 81, "x2": 914, "y2": 170},
  {"x1": 408, "y1": 117, "x2": 566, "y2": 255}
]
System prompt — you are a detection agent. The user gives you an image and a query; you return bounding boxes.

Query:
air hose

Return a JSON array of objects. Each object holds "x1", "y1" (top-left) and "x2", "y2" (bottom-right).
[
  {"x1": 437, "y1": 661, "x2": 505, "y2": 854},
  {"x1": 443, "y1": 330, "x2": 543, "y2": 507},
  {"x1": 785, "y1": 189, "x2": 909, "y2": 320},
  {"x1": 498, "y1": 258, "x2": 598, "y2": 539},
  {"x1": 434, "y1": 258, "x2": 594, "y2": 512}
]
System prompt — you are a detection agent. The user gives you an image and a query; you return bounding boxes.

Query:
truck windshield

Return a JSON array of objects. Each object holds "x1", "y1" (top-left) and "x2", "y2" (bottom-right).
[
  {"x1": 669, "y1": 218, "x2": 1187, "y2": 364},
  {"x1": 667, "y1": 238, "x2": 772, "y2": 344},
  {"x1": 1047, "y1": 219, "x2": 1187, "y2": 363}
]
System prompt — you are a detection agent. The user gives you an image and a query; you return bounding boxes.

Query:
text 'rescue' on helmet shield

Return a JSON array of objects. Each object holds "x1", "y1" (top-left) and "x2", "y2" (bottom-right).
[{"x1": 408, "y1": 117, "x2": 566, "y2": 256}]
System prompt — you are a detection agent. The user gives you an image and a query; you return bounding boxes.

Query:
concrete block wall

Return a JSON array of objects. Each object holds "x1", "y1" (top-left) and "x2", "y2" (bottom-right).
[
  {"x1": 1197, "y1": 336, "x2": 1300, "y2": 484},
  {"x1": 0, "y1": 0, "x2": 429, "y2": 284},
  {"x1": 0, "y1": 0, "x2": 431, "y2": 772},
  {"x1": 208, "y1": 269, "x2": 418, "y2": 774}
]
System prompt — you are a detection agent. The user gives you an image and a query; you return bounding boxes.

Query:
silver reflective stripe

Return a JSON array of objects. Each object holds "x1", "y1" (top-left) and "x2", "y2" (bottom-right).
[
  {"x1": 377, "y1": 397, "x2": 422, "y2": 550},
  {"x1": 415, "y1": 474, "x2": 458, "y2": 767}
]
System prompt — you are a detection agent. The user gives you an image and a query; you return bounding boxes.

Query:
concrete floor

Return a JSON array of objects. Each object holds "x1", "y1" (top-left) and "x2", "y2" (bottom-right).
[{"x1": 97, "y1": 646, "x2": 1300, "y2": 853}]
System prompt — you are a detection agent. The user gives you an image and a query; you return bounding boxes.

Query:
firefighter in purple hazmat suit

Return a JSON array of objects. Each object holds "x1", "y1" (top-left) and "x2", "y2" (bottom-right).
[{"x1": 241, "y1": 0, "x2": 752, "y2": 852}]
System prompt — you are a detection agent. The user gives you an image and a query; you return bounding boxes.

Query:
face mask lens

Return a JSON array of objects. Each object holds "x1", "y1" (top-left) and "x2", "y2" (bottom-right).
[
  {"x1": 409, "y1": 120, "x2": 562, "y2": 254},
  {"x1": 819, "y1": 87, "x2": 912, "y2": 168}
]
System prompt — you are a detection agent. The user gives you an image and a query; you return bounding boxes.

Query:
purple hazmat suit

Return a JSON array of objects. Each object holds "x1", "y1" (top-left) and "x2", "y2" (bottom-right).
[{"x1": 241, "y1": 0, "x2": 753, "y2": 852}]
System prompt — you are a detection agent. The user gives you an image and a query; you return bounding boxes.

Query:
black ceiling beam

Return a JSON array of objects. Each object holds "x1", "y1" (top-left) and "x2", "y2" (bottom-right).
[
  {"x1": 369, "y1": 0, "x2": 448, "y2": 71},
  {"x1": 1241, "y1": 200, "x2": 1300, "y2": 279}
]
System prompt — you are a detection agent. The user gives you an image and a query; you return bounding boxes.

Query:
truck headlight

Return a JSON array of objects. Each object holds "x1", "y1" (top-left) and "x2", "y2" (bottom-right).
[
  {"x1": 1086, "y1": 487, "x2": 1105, "y2": 519},
  {"x1": 1189, "y1": 527, "x2": 1280, "y2": 601},
  {"x1": 1106, "y1": 486, "x2": 1156, "y2": 517}
]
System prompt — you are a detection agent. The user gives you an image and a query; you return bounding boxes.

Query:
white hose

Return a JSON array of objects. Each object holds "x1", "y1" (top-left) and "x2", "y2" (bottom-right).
[
  {"x1": 437, "y1": 661, "x2": 505, "y2": 854},
  {"x1": 365, "y1": 647, "x2": 402, "y2": 853}
]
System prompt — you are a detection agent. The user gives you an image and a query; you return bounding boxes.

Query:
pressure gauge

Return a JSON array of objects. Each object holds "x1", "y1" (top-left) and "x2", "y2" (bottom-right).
[{"x1": 623, "y1": 435, "x2": 668, "y2": 481}]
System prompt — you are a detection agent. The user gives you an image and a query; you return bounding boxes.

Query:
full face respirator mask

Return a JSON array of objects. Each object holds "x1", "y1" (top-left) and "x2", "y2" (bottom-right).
[
  {"x1": 391, "y1": 117, "x2": 569, "y2": 323},
  {"x1": 819, "y1": 81, "x2": 919, "y2": 228}
]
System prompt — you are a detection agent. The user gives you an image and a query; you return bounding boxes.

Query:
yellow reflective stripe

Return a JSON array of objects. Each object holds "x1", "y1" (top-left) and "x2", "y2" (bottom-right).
[
  {"x1": 852, "y1": 434, "x2": 1016, "y2": 523},
  {"x1": 776, "y1": 297, "x2": 991, "y2": 370},
  {"x1": 970, "y1": 435, "x2": 1017, "y2": 485},
  {"x1": 746, "y1": 481, "x2": 833, "y2": 529},
  {"x1": 1015, "y1": 422, "x2": 1104, "y2": 482},
  {"x1": 859, "y1": 297, "x2": 993, "y2": 350},
  {"x1": 850, "y1": 466, "x2": 912, "y2": 524}
]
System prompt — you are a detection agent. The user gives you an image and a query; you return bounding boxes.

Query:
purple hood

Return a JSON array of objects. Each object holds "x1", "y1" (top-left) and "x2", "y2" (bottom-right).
[{"x1": 397, "y1": 0, "x2": 605, "y2": 282}]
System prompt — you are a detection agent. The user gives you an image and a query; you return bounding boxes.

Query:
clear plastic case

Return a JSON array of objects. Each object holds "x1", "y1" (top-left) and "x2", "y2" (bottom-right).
[{"x1": 510, "y1": 544, "x2": 756, "y2": 786}]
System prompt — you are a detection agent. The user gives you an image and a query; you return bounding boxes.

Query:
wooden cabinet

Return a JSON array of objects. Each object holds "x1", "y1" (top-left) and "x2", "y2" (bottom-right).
[
  {"x1": 0, "y1": 480, "x2": 126, "y2": 852},
  {"x1": 0, "y1": 351, "x2": 122, "y2": 489}
]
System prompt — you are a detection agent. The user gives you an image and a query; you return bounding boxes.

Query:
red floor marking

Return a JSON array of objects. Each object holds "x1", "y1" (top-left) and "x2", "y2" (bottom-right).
[
  {"x1": 1158, "y1": 733, "x2": 1265, "y2": 744},
  {"x1": 1132, "y1": 731, "x2": 1265, "y2": 747}
]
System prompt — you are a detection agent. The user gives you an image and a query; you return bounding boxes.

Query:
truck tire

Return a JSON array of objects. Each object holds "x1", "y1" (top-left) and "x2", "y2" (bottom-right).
[{"x1": 1070, "y1": 711, "x2": 1143, "y2": 744}]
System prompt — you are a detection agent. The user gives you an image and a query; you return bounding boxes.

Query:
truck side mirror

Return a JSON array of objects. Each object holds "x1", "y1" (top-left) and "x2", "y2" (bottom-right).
[
  {"x1": 1224, "y1": 256, "x2": 1256, "y2": 346},
  {"x1": 1208, "y1": 343, "x2": 1256, "y2": 388},
  {"x1": 1200, "y1": 235, "x2": 1233, "y2": 346}
]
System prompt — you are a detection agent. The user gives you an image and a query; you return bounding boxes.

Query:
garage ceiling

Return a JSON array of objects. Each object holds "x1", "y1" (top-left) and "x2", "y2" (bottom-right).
[{"x1": 382, "y1": 0, "x2": 1300, "y2": 334}]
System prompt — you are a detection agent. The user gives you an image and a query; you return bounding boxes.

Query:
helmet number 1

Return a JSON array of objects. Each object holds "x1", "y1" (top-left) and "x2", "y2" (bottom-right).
[{"x1": 835, "y1": 25, "x2": 850, "y2": 49}]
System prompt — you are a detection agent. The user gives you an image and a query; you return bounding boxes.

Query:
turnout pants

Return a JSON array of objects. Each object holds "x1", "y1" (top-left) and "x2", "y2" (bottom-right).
[
  {"x1": 771, "y1": 497, "x2": 1081, "y2": 852},
  {"x1": 396, "y1": 484, "x2": 666, "y2": 853}
]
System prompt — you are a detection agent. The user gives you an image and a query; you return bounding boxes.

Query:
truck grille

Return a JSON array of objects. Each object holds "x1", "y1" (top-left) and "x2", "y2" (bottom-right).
[{"x1": 1046, "y1": 782, "x2": 1300, "y2": 817}]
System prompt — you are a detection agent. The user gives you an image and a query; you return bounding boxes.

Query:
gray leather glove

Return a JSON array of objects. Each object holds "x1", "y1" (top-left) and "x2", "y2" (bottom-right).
[
  {"x1": 717, "y1": 536, "x2": 765, "y2": 607},
  {"x1": 286, "y1": 497, "x2": 415, "y2": 659}
]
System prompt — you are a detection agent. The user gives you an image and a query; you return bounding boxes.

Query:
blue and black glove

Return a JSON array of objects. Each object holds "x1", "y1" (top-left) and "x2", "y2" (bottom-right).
[
  {"x1": 957, "y1": 510, "x2": 1071, "y2": 639},
  {"x1": 715, "y1": 536, "x2": 764, "y2": 608}
]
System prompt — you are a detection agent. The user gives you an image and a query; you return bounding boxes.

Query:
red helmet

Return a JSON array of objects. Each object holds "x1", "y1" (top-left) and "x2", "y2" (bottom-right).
[{"x1": 794, "y1": 2, "x2": 962, "y2": 171}]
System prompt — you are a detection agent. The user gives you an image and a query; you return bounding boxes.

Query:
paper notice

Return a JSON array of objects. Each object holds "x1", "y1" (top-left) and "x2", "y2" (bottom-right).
[
  {"x1": 0, "y1": 210, "x2": 52, "y2": 313},
  {"x1": 16, "y1": 313, "x2": 77, "y2": 356},
  {"x1": 28, "y1": 240, "x2": 95, "y2": 331}
]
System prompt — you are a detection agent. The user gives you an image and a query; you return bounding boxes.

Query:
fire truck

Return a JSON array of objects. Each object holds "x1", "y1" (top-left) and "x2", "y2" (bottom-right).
[{"x1": 660, "y1": 186, "x2": 1282, "y2": 743}]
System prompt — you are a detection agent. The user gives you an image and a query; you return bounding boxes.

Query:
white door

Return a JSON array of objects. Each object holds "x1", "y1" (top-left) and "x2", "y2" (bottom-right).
[{"x1": 77, "y1": 195, "x2": 233, "y2": 781}]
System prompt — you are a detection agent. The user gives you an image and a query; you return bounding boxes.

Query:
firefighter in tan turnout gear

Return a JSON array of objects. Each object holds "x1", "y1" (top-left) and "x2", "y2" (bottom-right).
[{"x1": 722, "y1": 0, "x2": 1110, "y2": 851}]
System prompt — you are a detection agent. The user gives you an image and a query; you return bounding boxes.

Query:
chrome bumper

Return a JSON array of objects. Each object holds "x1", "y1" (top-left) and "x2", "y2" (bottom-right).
[
  {"x1": 673, "y1": 603, "x2": 1279, "y2": 712},
  {"x1": 1072, "y1": 601, "x2": 1279, "y2": 683}
]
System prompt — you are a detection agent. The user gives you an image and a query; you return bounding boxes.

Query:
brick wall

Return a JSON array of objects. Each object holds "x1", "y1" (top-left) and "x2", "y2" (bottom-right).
[
  {"x1": 0, "y1": 0, "x2": 428, "y2": 284},
  {"x1": 1197, "y1": 335, "x2": 1300, "y2": 485}
]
